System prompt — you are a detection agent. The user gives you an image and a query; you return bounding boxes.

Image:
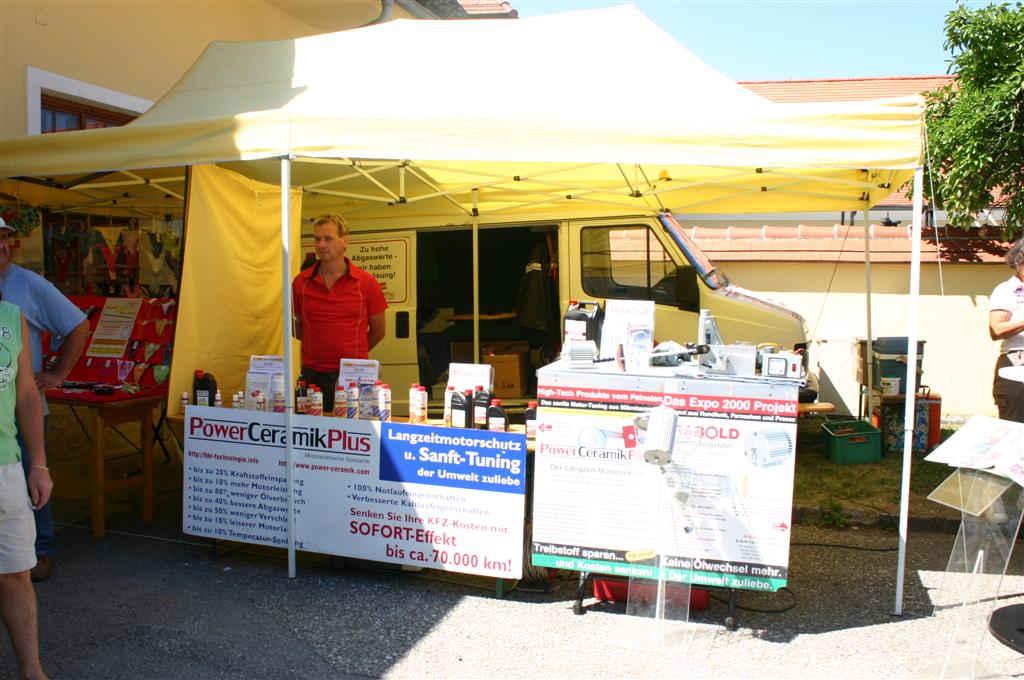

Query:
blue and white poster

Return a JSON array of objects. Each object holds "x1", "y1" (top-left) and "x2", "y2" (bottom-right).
[{"x1": 184, "y1": 408, "x2": 526, "y2": 578}]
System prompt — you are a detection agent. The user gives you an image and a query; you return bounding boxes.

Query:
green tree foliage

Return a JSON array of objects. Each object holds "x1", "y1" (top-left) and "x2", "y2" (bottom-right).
[{"x1": 925, "y1": 2, "x2": 1024, "y2": 237}]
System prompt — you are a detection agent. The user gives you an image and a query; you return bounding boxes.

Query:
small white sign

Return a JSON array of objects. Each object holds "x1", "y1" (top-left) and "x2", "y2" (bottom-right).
[
  {"x1": 348, "y1": 237, "x2": 409, "y2": 304},
  {"x1": 447, "y1": 362, "x2": 494, "y2": 394},
  {"x1": 599, "y1": 299, "x2": 655, "y2": 361},
  {"x1": 250, "y1": 355, "x2": 284, "y2": 373}
]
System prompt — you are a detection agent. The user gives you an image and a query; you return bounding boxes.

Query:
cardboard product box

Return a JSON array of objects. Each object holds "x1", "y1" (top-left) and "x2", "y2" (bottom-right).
[{"x1": 482, "y1": 348, "x2": 528, "y2": 398}]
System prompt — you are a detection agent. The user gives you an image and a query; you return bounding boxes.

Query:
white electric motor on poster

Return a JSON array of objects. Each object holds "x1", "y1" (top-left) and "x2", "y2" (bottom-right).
[{"x1": 744, "y1": 430, "x2": 792, "y2": 468}]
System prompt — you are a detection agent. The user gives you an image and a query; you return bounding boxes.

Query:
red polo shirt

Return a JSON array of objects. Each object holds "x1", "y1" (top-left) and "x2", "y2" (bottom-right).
[{"x1": 292, "y1": 258, "x2": 388, "y2": 370}]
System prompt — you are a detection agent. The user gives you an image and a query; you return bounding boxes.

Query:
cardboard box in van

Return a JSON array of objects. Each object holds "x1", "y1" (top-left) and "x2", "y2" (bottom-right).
[{"x1": 483, "y1": 346, "x2": 529, "y2": 398}]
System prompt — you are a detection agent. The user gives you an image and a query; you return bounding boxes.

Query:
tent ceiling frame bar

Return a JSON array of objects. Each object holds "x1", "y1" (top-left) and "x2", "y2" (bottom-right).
[
  {"x1": 398, "y1": 174, "x2": 557, "y2": 204},
  {"x1": 10, "y1": 172, "x2": 114, "y2": 191},
  {"x1": 641, "y1": 168, "x2": 765, "y2": 193},
  {"x1": 665, "y1": 177, "x2": 857, "y2": 212},
  {"x1": 123, "y1": 171, "x2": 185, "y2": 200},
  {"x1": 293, "y1": 157, "x2": 397, "y2": 168},
  {"x1": 304, "y1": 187, "x2": 395, "y2": 203},
  {"x1": 482, "y1": 190, "x2": 660, "y2": 216},
  {"x1": 495, "y1": 175, "x2": 660, "y2": 199},
  {"x1": 403, "y1": 166, "x2": 473, "y2": 216},
  {"x1": 348, "y1": 163, "x2": 401, "y2": 202},
  {"x1": 616, "y1": 164, "x2": 644, "y2": 199},
  {"x1": 413, "y1": 161, "x2": 602, "y2": 184},
  {"x1": 51, "y1": 205, "x2": 181, "y2": 213},
  {"x1": 295, "y1": 163, "x2": 397, "y2": 191},
  {"x1": 759, "y1": 168, "x2": 877, "y2": 190}
]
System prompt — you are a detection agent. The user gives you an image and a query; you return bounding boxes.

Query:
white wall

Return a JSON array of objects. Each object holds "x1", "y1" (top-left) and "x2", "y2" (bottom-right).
[{"x1": 722, "y1": 261, "x2": 1006, "y2": 417}]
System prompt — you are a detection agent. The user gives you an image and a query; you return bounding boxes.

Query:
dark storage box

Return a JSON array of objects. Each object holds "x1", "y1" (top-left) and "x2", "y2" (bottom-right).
[
  {"x1": 871, "y1": 336, "x2": 925, "y2": 393},
  {"x1": 822, "y1": 420, "x2": 882, "y2": 464},
  {"x1": 875, "y1": 396, "x2": 930, "y2": 455}
]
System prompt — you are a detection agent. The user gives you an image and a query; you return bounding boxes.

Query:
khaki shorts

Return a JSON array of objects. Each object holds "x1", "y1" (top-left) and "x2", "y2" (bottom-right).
[{"x1": 0, "y1": 462, "x2": 37, "y2": 574}]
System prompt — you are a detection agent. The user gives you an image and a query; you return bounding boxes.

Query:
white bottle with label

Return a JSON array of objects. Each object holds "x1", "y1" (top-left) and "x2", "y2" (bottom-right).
[
  {"x1": 334, "y1": 383, "x2": 347, "y2": 418},
  {"x1": 308, "y1": 386, "x2": 324, "y2": 416},
  {"x1": 408, "y1": 383, "x2": 422, "y2": 424},
  {"x1": 346, "y1": 382, "x2": 360, "y2": 419},
  {"x1": 378, "y1": 384, "x2": 391, "y2": 422},
  {"x1": 270, "y1": 374, "x2": 286, "y2": 413}
]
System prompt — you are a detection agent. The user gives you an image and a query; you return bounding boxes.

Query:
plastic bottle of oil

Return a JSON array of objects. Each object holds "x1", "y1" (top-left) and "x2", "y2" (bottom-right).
[
  {"x1": 525, "y1": 400, "x2": 538, "y2": 440},
  {"x1": 487, "y1": 398, "x2": 508, "y2": 432},
  {"x1": 450, "y1": 389, "x2": 473, "y2": 428},
  {"x1": 193, "y1": 370, "x2": 217, "y2": 407},
  {"x1": 443, "y1": 386, "x2": 455, "y2": 427},
  {"x1": 472, "y1": 385, "x2": 492, "y2": 429}
]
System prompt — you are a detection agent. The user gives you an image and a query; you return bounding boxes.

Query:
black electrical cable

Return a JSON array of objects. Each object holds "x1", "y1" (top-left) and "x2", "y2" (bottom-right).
[
  {"x1": 707, "y1": 586, "x2": 797, "y2": 614},
  {"x1": 790, "y1": 541, "x2": 898, "y2": 552}
]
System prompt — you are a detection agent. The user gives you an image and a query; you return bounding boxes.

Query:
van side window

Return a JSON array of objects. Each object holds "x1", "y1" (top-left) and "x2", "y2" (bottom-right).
[{"x1": 581, "y1": 226, "x2": 684, "y2": 305}]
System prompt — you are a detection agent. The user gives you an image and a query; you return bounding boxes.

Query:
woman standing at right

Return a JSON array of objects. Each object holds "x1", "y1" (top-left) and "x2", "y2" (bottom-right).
[{"x1": 989, "y1": 238, "x2": 1024, "y2": 422}]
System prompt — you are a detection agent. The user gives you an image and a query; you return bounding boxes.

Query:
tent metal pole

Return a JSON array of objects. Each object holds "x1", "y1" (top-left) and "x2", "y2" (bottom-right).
[
  {"x1": 894, "y1": 166, "x2": 924, "y2": 616},
  {"x1": 864, "y1": 201, "x2": 875, "y2": 421},
  {"x1": 281, "y1": 156, "x2": 297, "y2": 580},
  {"x1": 472, "y1": 189, "x2": 480, "y2": 362}
]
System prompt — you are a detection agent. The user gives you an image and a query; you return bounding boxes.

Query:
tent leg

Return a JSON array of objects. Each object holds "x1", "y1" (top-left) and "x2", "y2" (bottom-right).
[
  {"x1": 894, "y1": 167, "x2": 924, "y2": 615},
  {"x1": 282, "y1": 156, "x2": 297, "y2": 580}
]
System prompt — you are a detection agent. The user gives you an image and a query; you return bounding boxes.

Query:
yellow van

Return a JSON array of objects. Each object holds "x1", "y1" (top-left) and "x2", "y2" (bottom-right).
[{"x1": 339, "y1": 212, "x2": 811, "y2": 413}]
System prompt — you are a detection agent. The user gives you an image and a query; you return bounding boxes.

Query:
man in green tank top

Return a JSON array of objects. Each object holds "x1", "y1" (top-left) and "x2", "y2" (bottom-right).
[{"x1": 0, "y1": 299, "x2": 52, "y2": 679}]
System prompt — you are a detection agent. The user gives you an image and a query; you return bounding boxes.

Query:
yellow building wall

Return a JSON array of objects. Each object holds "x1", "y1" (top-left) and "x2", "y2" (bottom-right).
[
  {"x1": 723, "y1": 260, "x2": 1008, "y2": 417},
  {"x1": 0, "y1": 0, "x2": 395, "y2": 137}
]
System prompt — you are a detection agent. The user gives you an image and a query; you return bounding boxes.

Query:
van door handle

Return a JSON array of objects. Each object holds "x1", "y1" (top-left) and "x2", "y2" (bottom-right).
[{"x1": 395, "y1": 311, "x2": 409, "y2": 338}]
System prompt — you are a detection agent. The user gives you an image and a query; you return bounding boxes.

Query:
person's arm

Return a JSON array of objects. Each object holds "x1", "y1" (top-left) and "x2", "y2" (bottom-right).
[
  {"x1": 36, "y1": 318, "x2": 89, "y2": 390},
  {"x1": 15, "y1": 315, "x2": 52, "y2": 510},
  {"x1": 989, "y1": 310, "x2": 1024, "y2": 341},
  {"x1": 368, "y1": 311, "x2": 386, "y2": 351}
]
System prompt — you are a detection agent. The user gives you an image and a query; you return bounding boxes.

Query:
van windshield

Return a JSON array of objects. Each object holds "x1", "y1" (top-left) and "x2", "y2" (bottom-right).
[{"x1": 659, "y1": 213, "x2": 727, "y2": 290}]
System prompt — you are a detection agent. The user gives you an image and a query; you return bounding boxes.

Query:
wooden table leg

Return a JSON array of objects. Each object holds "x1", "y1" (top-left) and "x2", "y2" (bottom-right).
[
  {"x1": 141, "y1": 406, "x2": 154, "y2": 522},
  {"x1": 92, "y1": 407, "x2": 106, "y2": 539}
]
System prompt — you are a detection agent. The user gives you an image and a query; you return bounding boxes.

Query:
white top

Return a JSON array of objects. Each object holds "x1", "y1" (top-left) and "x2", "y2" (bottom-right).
[{"x1": 989, "y1": 274, "x2": 1024, "y2": 352}]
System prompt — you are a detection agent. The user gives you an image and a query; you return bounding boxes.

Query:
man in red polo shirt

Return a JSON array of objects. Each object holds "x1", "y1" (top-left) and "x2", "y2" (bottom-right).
[{"x1": 292, "y1": 214, "x2": 387, "y2": 410}]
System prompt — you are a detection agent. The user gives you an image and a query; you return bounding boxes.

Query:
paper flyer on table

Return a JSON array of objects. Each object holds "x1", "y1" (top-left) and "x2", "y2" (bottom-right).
[
  {"x1": 86, "y1": 298, "x2": 142, "y2": 357},
  {"x1": 924, "y1": 415, "x2": 1024, "y2": 473}
]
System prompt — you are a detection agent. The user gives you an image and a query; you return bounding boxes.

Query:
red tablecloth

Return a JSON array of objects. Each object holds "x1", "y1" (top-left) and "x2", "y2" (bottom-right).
[{"x1": 46, "y1": 384, "x2": 168, "y2": 405}]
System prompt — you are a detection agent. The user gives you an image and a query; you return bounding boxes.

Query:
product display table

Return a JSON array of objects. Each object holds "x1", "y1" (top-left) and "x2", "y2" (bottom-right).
[{"x1": 47, "y1": 388, "x2": 166, "y2": 538}]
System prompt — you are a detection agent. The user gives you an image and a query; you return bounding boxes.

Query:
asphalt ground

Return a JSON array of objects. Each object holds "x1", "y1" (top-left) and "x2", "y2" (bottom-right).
[
  {"x1": 4, "y1": 414, "x2": 1024, "y2": 680},
  {"x1": 3, "y1": 457, "x2": 1024, "y2": 680}
]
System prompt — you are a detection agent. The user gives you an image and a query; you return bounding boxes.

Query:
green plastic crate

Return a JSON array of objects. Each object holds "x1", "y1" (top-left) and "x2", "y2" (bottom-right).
[{"x1": 822, "y1": 420, "x2": 881, "y2": 464}]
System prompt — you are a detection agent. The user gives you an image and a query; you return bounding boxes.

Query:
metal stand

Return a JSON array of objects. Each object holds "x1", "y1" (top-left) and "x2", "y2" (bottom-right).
[{"x1": 574, "y1": 571, "x2": 589, "y2": 615}]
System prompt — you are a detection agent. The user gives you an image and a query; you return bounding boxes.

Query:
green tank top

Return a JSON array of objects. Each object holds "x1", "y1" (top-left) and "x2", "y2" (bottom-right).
[{"x1": 0, "y1": 301, "x2": 23, "y2": 465}]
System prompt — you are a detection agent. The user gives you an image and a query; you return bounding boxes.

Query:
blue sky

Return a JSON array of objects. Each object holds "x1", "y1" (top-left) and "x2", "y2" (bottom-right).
[{"x1": 513, "y1": 1, "x2": 983, "y2": 80}]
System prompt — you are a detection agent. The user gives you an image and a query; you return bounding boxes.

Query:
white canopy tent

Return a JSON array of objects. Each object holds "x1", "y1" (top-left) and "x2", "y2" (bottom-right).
[{"x1": 0, "y1": 5, "x2": 925, "y2": 610}]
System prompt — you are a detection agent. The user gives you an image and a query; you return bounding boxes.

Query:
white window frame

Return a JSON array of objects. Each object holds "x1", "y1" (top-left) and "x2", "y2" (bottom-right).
[{"x1": 25, "y1": 66, "x2": 153, "y2": 135}]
